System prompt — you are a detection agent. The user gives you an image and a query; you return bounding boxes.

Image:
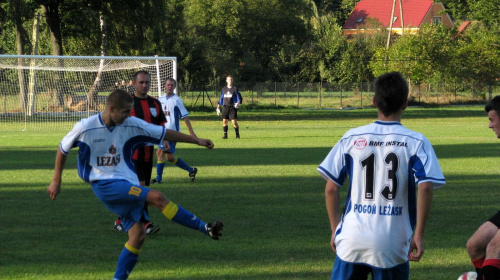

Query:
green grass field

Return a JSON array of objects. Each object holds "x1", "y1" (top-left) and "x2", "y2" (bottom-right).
[{"x1": 1, "y1": 106, "x2": 498, "y2": 279}]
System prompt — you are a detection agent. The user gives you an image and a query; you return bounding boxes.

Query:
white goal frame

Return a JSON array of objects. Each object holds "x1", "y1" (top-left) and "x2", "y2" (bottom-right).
[{"x1": 0, "y1": 55, "x2": 177, "y2": 131}]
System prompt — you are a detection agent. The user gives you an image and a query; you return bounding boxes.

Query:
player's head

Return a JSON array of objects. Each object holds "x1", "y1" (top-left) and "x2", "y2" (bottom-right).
[
  {"x1": 165, "y1": 78, "x2": 176, "y2": 94},
  {"x1": 373, "y1": 72, "x2": 408, "y2": 117},
  {"x1": 106, "y1": 89, "x2": 133, "y2": 125},
  {"x1": 132, "y1": 71, "x2": 151, "y2": 96},
  {"x1": 485, "y1": 95, "x2": 500, "y2": 138},
  {"x1": 226, "y1": 75, "x2": 233, "y2": 87}
]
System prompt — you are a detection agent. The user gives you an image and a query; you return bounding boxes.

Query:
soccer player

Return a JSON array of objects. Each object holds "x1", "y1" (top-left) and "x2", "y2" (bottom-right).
[
  {"x1": 152, "y1": 78, "x2": 198, "y2": 184},
  {"x1": 114, "y1": 70, "x2": 165, "y2": 234},
  {"x1": 466, "y1": 95, "x2": 500, "y2": 280},
  {"x1": 47, "y1": 89, "x2": 223, "y2": 280},
  {"x1": 216, "y1": 75, "x2": 242, "y2": 139},
  {"x1": 317, "y1": 71, "x2": 445, "y2": 280}
]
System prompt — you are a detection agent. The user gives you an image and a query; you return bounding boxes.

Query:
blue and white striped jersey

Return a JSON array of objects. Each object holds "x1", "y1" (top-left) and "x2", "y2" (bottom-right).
[
  {"x1": 60, "y1": 113, "x2": 166, "y2": 184},
  {"x1": 318, "y1": 120, "x2": 445, "y2": 268}
]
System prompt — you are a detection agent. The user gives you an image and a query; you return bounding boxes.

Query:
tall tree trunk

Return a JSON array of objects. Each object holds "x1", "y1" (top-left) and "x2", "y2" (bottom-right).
[
  {"x1": 88, "y1": 11, "x2": 108, "y2": 110},
  {"x1": 41, "y1": 2, "x2": 66, "y2": 107},
  {"x1": 11, "y1": 0, "x2": 29, "y2": 113}
]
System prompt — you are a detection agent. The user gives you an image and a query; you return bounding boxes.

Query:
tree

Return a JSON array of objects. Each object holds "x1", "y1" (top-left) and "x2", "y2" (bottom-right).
[
  {"x1": 455, "y1": 22, "x2": 500, "y2": 99},
  {"x1": 468, "y1": 0, "x2": 500, "y2": 27},
  {"x1": 183, "y1": 0, "x2": 314, "y2": 85},
  {"x1": 370, "y1": 24, "x2": 454, "y2": 85}
]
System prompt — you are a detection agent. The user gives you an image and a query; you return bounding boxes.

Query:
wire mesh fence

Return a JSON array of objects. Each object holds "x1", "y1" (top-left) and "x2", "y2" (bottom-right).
[
  {"x1": 1, "y1": 80, "x2": 498, "y2": 131},
  {"x1": 180, "y1": 81, "x2": 499, "y2": 109}
]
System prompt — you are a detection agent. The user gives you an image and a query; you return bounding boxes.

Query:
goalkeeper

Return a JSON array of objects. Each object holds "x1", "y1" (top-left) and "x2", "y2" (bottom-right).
[
  {"x1": 152, "y1": 78, "x2": 198, "y2": 184},
  {"x1": 216, "y1": 75, "x2": 242, "y2": 139}
]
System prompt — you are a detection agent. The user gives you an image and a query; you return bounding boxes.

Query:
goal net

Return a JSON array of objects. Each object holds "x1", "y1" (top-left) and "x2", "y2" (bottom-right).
[{"x1": 0, "y1": 55, "x2": 176, "y2": 131}]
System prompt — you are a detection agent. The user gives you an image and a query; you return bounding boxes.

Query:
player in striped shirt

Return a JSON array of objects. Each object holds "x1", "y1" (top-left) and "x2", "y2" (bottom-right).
[
  {"x1": 318, "y1": 72, "x2": 445, "y2": 280},
  {"x1": 47, "y1": 89, "x2": 223, "y2": 280},
  {"x1": 152, "y1": 78, "x2": 198, "y2": 184},
  {"x1": 114, "y1": 71, "x2": 166, "y2": 234}
]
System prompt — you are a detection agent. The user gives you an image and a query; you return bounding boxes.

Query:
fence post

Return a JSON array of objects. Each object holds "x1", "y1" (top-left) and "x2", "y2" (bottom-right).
[
  {"x1": 297, "y1": 82, "x2": 300, "y2": 107},
  {"x1": 319, "y1": 80, "x2": 322, "y2": 109},
  {"x1": 274, "y1": 82, "x2": 277, "y2": 106},
  {"x1": 360, "y1": 83, "x2": 363, "y2": 108},
  {"x1": 340, "y1": 84, "x2": 343, "y2": 108}
]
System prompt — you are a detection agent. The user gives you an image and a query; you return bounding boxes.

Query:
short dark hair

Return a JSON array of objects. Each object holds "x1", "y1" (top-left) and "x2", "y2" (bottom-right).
[
  {"x1": 133, "y1": 70, "x2": 150, "y2": 81},
  {"x1": 165, "y1": 77, "x2": 177, "y2": 86},
  {"x1": 374, "y1": 72, "x2": 409, "y2": 116},
  {"x1": 485, "y1": 95, "x2": 500, "y2": 115},
  {"x1": 107, "y1": 89, "x2": 133, "y2": 109}
]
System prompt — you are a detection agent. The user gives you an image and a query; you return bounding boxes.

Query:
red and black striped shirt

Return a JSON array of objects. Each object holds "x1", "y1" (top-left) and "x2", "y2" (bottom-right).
[{"x1": 131, "y1": 94, "x2": 167, "y2": 162}]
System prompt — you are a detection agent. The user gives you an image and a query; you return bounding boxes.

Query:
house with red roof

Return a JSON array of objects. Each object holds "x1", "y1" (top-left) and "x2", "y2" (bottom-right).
[{"x1": 342, "y1": 0, "x2": 454, "y2": 35}]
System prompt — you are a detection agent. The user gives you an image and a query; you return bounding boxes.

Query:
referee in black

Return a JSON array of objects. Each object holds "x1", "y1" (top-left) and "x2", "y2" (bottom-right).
[{"x1": 217, "y1": 75, "x2": 242, "y2": 139}]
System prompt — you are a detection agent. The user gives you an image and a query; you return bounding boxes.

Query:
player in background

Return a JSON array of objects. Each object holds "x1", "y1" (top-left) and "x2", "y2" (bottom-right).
[
  {"x1": 466, "y1": 95, "x2": 500, "y2": 280},
  {"x1": 318, "y1": 72, "x2": 445, "y2": 280},
  {"x1": 216, "y1": 75, "x2": 241, "y2": 139},
  {"x1": 47, "y1": 89, "x2": 223, "y2": 280},
  {"x1": 114, "y1": 70, "x2": 165, "y2": 235},
  {"x1": 152, "y1": 78, "x2": 198, "y2": 184}
]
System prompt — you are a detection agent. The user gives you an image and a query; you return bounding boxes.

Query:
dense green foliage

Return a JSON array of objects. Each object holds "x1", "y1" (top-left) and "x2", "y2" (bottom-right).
[{"x1": 0, "y1": 0, "x2": 499, "y2": 89}]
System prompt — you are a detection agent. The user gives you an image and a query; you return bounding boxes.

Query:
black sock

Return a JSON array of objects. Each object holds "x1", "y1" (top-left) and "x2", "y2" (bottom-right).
[
  {"x1": 481, "y1": 265, "x2": 500, "y2": 280},
  {"x1": 223, "y1": 126, "x2": 228, "y2": 137}
]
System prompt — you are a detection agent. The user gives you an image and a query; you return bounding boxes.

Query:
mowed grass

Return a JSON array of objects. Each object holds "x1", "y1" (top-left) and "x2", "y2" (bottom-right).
[{"x1": 1, "y1": 106, "x2": 499, "y2": 279}]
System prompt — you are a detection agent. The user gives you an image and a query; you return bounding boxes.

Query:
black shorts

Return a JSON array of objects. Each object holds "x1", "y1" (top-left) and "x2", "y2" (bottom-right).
[
  {"x1": 222, "y1": 105, "x2": 237, "y2": 120},
  {"x1": 488, "y1": 211, "x2": 500, "y2": 228},
  {"x1": 133, "y1": 159, "x2": 153, "y2": 186}
]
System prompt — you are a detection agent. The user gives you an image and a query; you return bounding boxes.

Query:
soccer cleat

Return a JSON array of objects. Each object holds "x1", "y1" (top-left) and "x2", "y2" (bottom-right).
[
  {"x1": 189, "y1": 168, "x2": 198, "y2": 182},
  {"x1": 145, "y1": 222, "x2": 160, "y2": 235},
  {"x1": 236, "y1": 135, "x2": 240, "y2": 139},
  {"x1": 114, "y1": 219, "x2": 125, "y2": 233},
  {"x1": 205, "y1": 221, "x2": 223, "y2": 240},
  {"x1": 222, "y1": 135, "x2": 227, "y2": 139},
  {"x1": 151, "y1": 178, "x2": 162, "y2": 184}
]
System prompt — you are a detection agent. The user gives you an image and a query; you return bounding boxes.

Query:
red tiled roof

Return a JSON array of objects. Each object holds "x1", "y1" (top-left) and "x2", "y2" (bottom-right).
[
  {"x1": 343, "y1": 0, "x2": 434, "y2": 29},
  {"x1": 457, "y1": 20, "x2": 471, "y2": 33}
]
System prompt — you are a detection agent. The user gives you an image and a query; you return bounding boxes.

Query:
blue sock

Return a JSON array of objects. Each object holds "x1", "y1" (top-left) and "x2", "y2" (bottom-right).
[
  {"x1": 174, "y1": 157, "x2": 192, "y2": 172},
  {"x1": 156, "y1": 161, "x2": 165, "y2": 180},
  {"x1": 162, "y1": 202, "x2": 207, "y2": 234},
  {"x1": 113, "y1": 243, "x2": 140, "y2": 280}
]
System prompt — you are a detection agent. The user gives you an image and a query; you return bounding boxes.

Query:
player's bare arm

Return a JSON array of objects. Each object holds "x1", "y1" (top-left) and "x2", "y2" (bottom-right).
[
  {"x1": 408, "y1": 181, "x2": 434, "y2": 261},
  {"x1": 164, "y1": 129, "x2": 213, "y2": 149},
  {"x1": 184, "y1": 117, "x2": 197, "y2": 138},
  {"x1": 47, "y1": 148, "x2": 68, "y2": 200},
  {"x1": 325, "y1": 179, "x2": 341, "y2": 252}
]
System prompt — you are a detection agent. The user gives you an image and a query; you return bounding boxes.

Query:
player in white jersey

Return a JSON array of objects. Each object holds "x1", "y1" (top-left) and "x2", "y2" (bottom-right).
[
  {"x1": 152, "y1": 78, "x2": 198, "y2": 184},
  {"x1": 47, "y1": 89, "x2": 223, "y2": 280},
  {"x1": 317, "y1": 72, "x2": 445, "y2": 280}
]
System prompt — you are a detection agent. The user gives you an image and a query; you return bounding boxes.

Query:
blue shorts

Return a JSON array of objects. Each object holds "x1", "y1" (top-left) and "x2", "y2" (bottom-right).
[
  {"x1": 331, "y1": 256, "x2": 409, "y2": 280},
  {"x1": 91, "y1": 179, "x2": 150, "y2": 232},
  {"x1": 159, "y1": 141, "x2": 177, "y2": 154}
]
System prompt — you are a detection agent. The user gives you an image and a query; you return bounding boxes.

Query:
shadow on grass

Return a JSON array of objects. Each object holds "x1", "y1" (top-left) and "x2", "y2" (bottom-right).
[{"x1": 1, "y1": 142, "x2": 499, "y2": 171}]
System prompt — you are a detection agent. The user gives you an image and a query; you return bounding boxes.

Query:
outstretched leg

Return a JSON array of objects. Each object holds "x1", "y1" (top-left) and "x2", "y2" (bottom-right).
[{"x1": 146, "y1": 189, "x2": 223, "y2": 239}]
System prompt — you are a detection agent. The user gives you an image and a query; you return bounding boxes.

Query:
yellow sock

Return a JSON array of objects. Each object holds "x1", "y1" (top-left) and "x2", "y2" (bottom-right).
[
  {"x1": 125, "y1": 242, "x2": 141, "y2": 254},
  {"x1": 162, "y1": 201, "x2": 179, "y2": 220}
]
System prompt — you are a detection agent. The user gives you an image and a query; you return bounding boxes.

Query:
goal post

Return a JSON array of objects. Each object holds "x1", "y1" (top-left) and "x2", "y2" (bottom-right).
[{"x1": 0, "y1": 55, "x2": 177, "y2": 131}]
